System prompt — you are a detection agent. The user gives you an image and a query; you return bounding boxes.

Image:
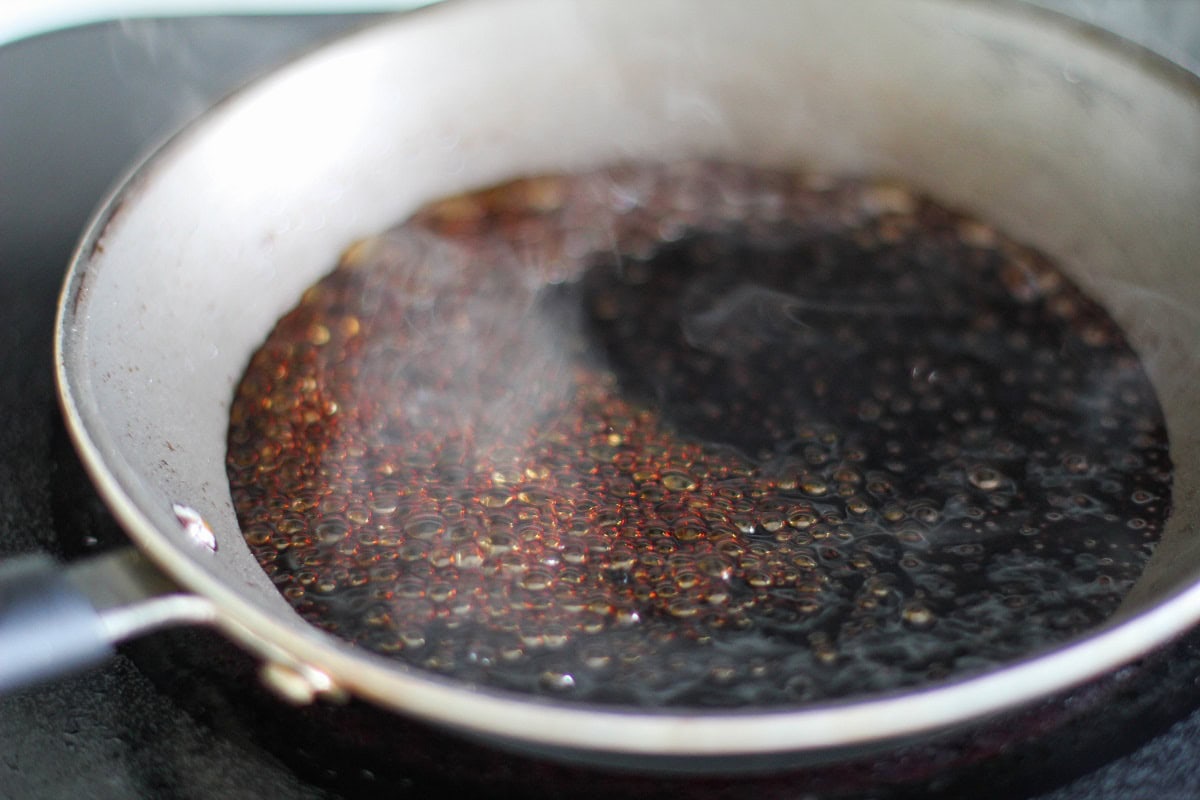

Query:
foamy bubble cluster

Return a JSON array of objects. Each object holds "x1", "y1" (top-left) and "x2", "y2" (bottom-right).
[{"x1": 227, "y1": 162, "x2": 1170, "y2": 708}]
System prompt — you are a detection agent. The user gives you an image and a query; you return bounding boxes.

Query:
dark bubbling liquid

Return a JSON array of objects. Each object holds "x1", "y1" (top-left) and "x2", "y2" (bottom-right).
[{"x1": 226, "y1": 162, "x2": 1171, "y2": 708}]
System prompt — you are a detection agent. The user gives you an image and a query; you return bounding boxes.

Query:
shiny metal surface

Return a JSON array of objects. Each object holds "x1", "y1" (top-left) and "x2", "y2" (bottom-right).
[
  {"x1": 65, "y1": 548, "x2": 216, "y2": 643},
  {"x1": 49, "y1": 0, "x2": 1200, "y2": 769}
]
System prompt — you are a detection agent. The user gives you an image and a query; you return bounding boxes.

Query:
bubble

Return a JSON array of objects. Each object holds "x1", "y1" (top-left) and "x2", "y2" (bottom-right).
[
  {"x1": 902, "y1": 603, "x2": 936, "y2": 629},
  {"x1": 454, "y1": 544, "x2": 486, "y2": 569},
  {"x1": 667, "y1": 517, "x2": 702, "y2": 542},
  {"x1": 661, "y1": 471, "x2": 698, "y2": 491},
  {"x1": 479, "y1": 489, "x2": 513, "y2": 508},
  {"x1": 401, "y1": 513, "x2": 445, "y2": 540},
  {"x1": 968, "y1": 467, "x2": 1004, "y2": 491},
  {"x1": 306, "y1": 323, "x2": 331, "y2": 346}
]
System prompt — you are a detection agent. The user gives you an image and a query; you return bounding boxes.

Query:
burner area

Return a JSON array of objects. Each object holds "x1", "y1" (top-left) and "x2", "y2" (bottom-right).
[{"x1": 3, "y1": 9, "x2": 1200, "y2": 800}]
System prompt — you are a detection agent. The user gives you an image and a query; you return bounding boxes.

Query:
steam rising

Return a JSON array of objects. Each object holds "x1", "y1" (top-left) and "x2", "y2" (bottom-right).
[{"x1": 226, "y1": 162, "x2": 1172, "y2": 708}]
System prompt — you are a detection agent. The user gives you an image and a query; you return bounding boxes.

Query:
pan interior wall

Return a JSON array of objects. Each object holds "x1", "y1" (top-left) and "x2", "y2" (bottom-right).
[{"x1": 59, "y1": 0, "x2": 1200, "y2": 653}]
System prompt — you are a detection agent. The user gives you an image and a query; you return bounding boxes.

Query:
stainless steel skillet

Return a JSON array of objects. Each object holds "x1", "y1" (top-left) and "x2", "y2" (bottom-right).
[{"x1": 3, "y1": 0, "x2": 1200, "y2": 774}]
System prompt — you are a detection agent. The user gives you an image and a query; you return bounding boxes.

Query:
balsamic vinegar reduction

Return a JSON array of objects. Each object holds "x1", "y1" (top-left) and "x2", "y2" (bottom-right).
[{"x1": 226, "y1": 162, "x2": 1171, "y2": 707}]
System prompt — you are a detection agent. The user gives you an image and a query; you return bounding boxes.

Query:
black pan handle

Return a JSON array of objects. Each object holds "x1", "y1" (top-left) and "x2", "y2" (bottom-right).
[
  {"x1": 0, "y1": 554, "x2": 112, "y2": 692},
  {"x1": 0, "y1": 549, "x2": 214, "y2": 693}
]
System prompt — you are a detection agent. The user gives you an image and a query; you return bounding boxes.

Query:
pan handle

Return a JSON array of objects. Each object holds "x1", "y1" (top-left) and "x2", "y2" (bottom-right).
[{"x1": 0, "y1": 548, "x2": 215, "y2": 693}]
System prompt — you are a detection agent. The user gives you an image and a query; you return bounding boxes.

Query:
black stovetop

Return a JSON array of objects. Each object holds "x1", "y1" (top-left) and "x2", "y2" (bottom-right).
[{"x1": 2, "y1": 8, "x2": 1200, "y2": 799}]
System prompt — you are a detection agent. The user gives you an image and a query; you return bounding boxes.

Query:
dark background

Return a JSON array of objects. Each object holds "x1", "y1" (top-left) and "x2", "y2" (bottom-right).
[{"x1": 1, "y1": 3, "x2": 1199, "y2": 798}]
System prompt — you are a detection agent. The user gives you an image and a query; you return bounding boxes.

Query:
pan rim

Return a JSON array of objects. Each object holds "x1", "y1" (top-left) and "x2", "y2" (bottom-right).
[{"x1": 51, "y1": 0, "x2": 1200, "y2": 764}]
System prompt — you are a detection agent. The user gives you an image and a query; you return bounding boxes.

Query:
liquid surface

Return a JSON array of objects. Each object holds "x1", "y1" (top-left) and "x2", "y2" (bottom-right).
[{"x1": 227, "y1": 162, "x2": 1171, "y2": 708}]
